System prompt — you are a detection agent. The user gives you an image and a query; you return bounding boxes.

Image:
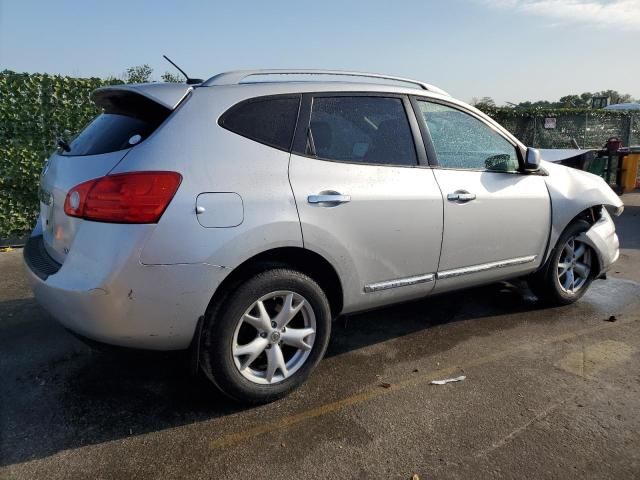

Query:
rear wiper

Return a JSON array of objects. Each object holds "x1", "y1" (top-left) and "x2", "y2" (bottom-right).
[{"x1": 57, "y1": 137, "x2": 71, "y2": 152}]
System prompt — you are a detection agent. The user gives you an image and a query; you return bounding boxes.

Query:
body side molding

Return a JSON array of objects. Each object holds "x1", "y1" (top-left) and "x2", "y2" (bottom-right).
[
  {"x1": 437, "y1": 255, "x2": 537, "y2": 280},
  {"x1": 364, "y1": 273, "x2": 435, "y2": 293}
]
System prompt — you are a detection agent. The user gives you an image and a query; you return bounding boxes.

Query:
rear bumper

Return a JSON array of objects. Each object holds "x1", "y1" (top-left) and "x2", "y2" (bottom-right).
[{"x1": 24, "y1": 224, "x2": 229, "y2": 350}]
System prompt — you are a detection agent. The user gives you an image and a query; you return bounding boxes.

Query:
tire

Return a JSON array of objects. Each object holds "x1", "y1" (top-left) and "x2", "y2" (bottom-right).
[
  {"x1": 200, "y1": 268, "x2": 332, "y2": 404},
  {"x1": 529, "y1": 220, "x2": 596, "y2": 306}
]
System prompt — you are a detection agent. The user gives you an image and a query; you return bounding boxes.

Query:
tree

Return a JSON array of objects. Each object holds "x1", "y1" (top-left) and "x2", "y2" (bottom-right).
[
  {"x1": 161, "y1": 71, "x2": 183, "y2": 83},
  {"x1": 104, "y1": 75, "x2": 125, "y2": 85},
  {"x1": 558, "y1": 95, "x2": 588, "y2": 108},
  {"x1": 471, "y1": 96, "x2": 496, "y2": 108},
  {"x1": 124, "y1": 64, "x2": 153, "y2": 84},
  {"x1": 516, "y1": 90, "x2": 637, "y2": 109}
]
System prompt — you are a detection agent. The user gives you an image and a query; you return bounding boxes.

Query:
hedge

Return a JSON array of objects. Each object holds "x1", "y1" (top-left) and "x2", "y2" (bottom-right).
[{"x1": 0, "y1": 71, "x2": 114, "y2": 238}]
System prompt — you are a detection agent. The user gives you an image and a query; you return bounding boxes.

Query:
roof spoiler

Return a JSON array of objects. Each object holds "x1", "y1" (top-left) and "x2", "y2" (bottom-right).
[{"x1": 92, "y1": 83, "x2": 193, "y2": 110}]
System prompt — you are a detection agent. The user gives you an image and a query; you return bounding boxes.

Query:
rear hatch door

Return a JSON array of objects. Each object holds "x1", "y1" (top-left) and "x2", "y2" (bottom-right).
[{"x1": 38, "y1": 84, "x2": 188, "y2": 264}]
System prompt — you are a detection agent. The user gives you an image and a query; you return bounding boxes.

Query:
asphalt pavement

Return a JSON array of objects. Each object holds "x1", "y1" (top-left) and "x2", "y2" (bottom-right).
[{"x1": 1, "y1": 193, "x2": 639, "y2": 479}]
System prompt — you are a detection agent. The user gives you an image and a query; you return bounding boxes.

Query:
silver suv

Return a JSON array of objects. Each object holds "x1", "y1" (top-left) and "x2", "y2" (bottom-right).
[{"x1": 25, "y1": 70, "x2": 623, "y2": 403}]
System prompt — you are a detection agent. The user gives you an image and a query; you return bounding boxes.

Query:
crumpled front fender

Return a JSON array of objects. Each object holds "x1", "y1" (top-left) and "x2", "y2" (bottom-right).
[
  {"x1": 542, "y1": 160, "x2": 623, "y2": 265},
  {"x1": 576, "y1": 208, "x2": 620, "y2": 277}
]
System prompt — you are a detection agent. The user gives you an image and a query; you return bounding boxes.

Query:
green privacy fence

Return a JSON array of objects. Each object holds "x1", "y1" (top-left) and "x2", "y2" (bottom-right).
[
  {"x1": 478, "y1": 106, "x2": 639, "y2": 149},
  {"x1": 0, "y1": 71, "x2": 112, "y2": 239},
  {"x1": 1, "y1": 70, "x2": 639, "y2": 240}
]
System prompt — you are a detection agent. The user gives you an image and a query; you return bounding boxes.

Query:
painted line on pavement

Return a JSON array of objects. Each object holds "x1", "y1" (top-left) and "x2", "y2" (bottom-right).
[{"x1": 210, "y1": 316, "x2": 638, "y2": 449}]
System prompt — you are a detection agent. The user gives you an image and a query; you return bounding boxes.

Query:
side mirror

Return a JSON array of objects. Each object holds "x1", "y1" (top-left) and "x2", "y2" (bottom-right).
[{"x1": 524, "y1": 148, "x2": 541, "y2": 172}]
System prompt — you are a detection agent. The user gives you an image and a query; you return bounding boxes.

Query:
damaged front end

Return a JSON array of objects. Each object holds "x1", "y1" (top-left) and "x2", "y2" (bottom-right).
[
  {"x1": 542, "y1": 159, "x2": 624, "y2": 277},
  {"x1": 578, "y1": 207, "x2": 620, "y2": 278}
]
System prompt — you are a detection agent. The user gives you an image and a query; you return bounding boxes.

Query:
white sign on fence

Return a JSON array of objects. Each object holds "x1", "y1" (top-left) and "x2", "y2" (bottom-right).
[{"x1": 544, "y1": 117, "x2": 557, "y2": 129}]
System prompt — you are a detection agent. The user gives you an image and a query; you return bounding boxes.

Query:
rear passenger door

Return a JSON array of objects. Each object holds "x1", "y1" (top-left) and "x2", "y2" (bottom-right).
[{"x1": 288, "y1": 94, "x2": 444, "y2": 314}]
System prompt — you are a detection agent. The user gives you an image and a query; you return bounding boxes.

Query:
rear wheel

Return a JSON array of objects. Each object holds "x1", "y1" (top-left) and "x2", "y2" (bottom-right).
[
  {"x1": 200, "y1": 268, "x2": 331, "y2": 404},
  {"x1": 529, "y1": 220, "x2": 595, "y2": 305}
]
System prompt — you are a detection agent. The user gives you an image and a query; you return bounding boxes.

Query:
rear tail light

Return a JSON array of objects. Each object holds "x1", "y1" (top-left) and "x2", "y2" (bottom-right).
[{"x1": 64, "y1": 171, "x2": 182, "y2": 223}]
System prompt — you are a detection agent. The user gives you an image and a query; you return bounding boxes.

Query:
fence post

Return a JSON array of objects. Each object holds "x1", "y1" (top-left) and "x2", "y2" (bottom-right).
[{"x1": 622, "y1": 115, "x2": 632, "y2": 147}]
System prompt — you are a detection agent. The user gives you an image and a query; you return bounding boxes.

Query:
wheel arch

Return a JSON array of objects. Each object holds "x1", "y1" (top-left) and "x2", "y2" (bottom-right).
[
  {"x1": 543, "y1": 204, "x2": 614, "y2": 275},
  {"x1": 543, "y1": 159, "x2": 623, "y2": 264},
  {"x1": 205, "y1": 247, "x2": 344, "y2": 321}
]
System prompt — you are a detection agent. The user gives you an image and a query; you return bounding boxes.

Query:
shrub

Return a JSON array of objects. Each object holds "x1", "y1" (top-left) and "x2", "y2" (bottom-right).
[{"x1": 0, "y1": 70, "x2": 109, "y2": 238}]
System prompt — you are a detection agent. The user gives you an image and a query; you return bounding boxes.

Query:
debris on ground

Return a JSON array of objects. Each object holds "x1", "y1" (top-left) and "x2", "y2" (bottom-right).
[
  {"x1": 379, "y1": 382, "x2": 392, "y2": 389},
  {"x1": 412, "y1": 368, "x2": 419, "y2": 373},
  {"x1": 0, "y1": 247, "x2": 14, "y2": 253},
  {"x1": 430, "y1": 375, "x2": 466, "y2": 385},
  {"x1": 606, "y1": 315, "x2": 617, "y2": 322},
  {"x1": 411, "y1": 475, "x2": 420, "y2": 480}
]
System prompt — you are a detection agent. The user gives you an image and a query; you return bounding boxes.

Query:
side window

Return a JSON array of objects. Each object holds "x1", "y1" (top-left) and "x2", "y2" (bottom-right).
[
  {"x1": 307, "y1": 96, "x2": 417, "y2": 166},
  {"x1": 220, "y1": 96, "x2": 300, "y2": 151},
  {"x1": 417, "y1": 101, "x2": 519, "y2": 172}
]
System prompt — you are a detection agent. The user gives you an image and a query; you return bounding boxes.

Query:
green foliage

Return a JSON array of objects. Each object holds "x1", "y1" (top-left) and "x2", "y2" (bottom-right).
[
  {"x1": 0, "y1": 70, "x2": 109, "y2": 238},
  {"x1": 471, "y1": 96, "x2": 496, "y2": 109},
  {"x1": 161, "y1": 71, "x2": 183, "y2": 83},
  {"x1": 514, "y1": 90, "x2": 637, "y2": 109},
  {"x1": 124, "y1": 64, "x2": 153, "y2": 84}
]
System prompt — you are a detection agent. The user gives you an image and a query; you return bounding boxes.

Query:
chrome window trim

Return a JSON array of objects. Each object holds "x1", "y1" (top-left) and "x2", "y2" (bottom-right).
[
  {"x1": 437, "y1": 255, "x2": 537, "y2": 280},
  {"x1": 364, "y1": 273, "x2": 435, "y2": 293}
]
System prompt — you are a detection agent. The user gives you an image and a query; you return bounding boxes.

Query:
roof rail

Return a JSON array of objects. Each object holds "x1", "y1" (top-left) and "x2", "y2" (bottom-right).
[{"x1": 202, "y1": 69, "x2": 449, "y2": 96}]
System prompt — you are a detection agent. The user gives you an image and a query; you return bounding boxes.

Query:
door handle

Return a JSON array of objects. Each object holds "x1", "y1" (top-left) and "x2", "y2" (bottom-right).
[
  {"x1": 447, "y1": 192, "x2": 476, "y2": 202},
  {"x1": 307, "y1": 194, "x2": 351, "y2": 205}
]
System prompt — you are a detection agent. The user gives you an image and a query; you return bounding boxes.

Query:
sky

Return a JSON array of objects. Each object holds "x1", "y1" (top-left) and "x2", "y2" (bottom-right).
[{"x1": 1, "y1": 0, "x2": 639, "y2": 105}]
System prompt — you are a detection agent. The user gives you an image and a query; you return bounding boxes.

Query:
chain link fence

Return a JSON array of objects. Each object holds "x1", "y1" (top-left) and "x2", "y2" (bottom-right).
[{"x1": 489, "y1": 111, "x2": 639, "y2": 149}]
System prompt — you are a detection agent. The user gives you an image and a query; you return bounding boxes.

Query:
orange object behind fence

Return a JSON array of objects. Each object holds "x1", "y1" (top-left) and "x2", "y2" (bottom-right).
[{"x1": 622, "y1": 148, "x2": 640, "y2": 192}]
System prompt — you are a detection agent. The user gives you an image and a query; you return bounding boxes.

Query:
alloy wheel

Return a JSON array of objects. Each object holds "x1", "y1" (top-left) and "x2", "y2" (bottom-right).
[
  {"x1": 232, "y1": 291, "x2": 316, "y2": 384},
  {"x1": 557, "y1": 236, "x2": 592, "y2": 294}
]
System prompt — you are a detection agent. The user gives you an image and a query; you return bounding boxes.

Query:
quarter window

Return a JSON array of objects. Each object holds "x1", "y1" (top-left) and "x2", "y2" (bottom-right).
[
  {"x1": 220, "y1": 96, "x2": 300, "y2": 151},
  {"x1": 307, "y1": 96, "x2": 417, "y2": 166},
  {"x1": 417, "y1": 101, "x2": 519, "y2": 171}
]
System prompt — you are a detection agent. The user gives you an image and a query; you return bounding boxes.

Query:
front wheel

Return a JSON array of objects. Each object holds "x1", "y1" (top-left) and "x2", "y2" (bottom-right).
[
  {"x1": 529, "y1": 220, "x2": 595, "y2": 306},
  {"x1": 200, "y1": 268, "x2": 332, "y2": 404}
]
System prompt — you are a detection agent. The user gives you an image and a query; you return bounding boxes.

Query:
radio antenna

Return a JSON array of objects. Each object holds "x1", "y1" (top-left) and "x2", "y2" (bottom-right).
[{"x1": 162, "y1": 55, "x2": 202, "y2": 85}]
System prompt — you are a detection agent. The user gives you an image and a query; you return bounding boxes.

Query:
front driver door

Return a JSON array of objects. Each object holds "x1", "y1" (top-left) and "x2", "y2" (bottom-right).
[
  {"x1": 413, "y1": 99, "x2": 551, "y2": 293},
  {"x1": 289, "y1": 94, "x2": 444, "y2": 314}
]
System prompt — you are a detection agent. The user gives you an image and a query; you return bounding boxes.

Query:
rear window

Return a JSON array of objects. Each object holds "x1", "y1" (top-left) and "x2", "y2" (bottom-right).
[
  {"x1": 219, "y1": 95, "x2": 301, "y2": 151},
  {"x1": 62, "y1": 91, "x2": 171, "y2": 156}
]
